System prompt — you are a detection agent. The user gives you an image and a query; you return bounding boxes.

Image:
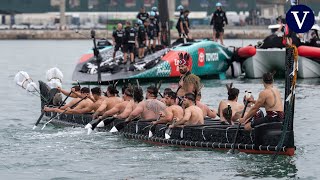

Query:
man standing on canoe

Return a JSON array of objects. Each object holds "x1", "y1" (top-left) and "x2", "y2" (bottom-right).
[
  {"x1": 169, "y1": 93, "x2": 204, "y2": 128},
  {"x1": 151, "y1": 91, "x2": 183, "y2": 125},
  {"x1": 176, "y1": 52, "x2": 201, "y2": 102},
  {"x1": 92, "y1": 85, "x2": 123, "y2": 119},
  {"x1": 125, "y1": 85, "x2": 166, "y2": 122},
  {"x1": 240, "y1": 72, "x2": 284, "y2": 130}
]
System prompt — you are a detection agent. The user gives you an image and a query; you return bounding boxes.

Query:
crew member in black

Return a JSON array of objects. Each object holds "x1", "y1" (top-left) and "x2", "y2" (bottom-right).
[
  {"x1": 210, "y1": 2, "x2": 228, "y2": 45},
  {"x1": 151, "y1": 6, "x2": 160, "y2": 44},
  {"x1": 122, "y1": 21, "x2": 136, "y2": 64},
  {"x1": 175, "y1": 5, "x2": 184, "y2": 38},
  {"x1": 177, "y1": 10, "x2": 190, "y2": 39},
  {"x1": 112, "y1": 23, "x2": 124, "y2": 61},
  {"x1": 137, "y1": 19, "x2": 147, "y2": 59},
  {"x1": 137, "y1": 7, "x2": 149, "y2": 23},
  {"x1": 149, "y1": 11, "x2": 159, "y2": 47},
  {"x1": 145, "y1": 18, "x2": 155, "y2": 53}
]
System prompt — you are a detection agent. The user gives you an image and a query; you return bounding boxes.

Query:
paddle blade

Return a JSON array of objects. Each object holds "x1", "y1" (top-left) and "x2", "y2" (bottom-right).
[
  {"x1": 97, "y1": 117, "x2": 115, "y2": 128},
  {"x1": 109, "y1": 126, "x2": 118, "y2": 133},
  {"x1": 110, "y1": 121, "x2": 127, "y2": 133},
  {"x1": 87, "y1": 128, "x2": 93, "y2": 135},
  {"x1": 148, "y1": 124, "x2": 156, "y2": 138},
  {"x1": 148, "y1": 130, "x2": 153, "y2": 138},
  {"x1": 165, "y1": 128, "x2": 172, "y2": 139},
  {"x1": 97, "y1": 121, "x2": 105, "y2": 128},
  {"x1": 32, "y1": 125, "x2": 37, "y2": 130},
  {"x1": 84, "y1": 123, "x2": 92, "y2": 130}
]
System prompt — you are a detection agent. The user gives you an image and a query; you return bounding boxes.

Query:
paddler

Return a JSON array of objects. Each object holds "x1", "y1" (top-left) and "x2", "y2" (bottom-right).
[
  {"x1": 151, "y1": 91, "x2": 183, "y2": 125},
  {"x1": 97, "y1": 87, "x2": 134, "y2": 119},
  {"x1": 54, "y1": 87, "x2": 103, "y2": 114},
  {"x1": 92, "y1": 85, "x2": 123, "y2": 119},
  {"x1": 124, "y1": 85, "x2": 166, "y2": 122},
  {"x1": 240, "y1": 72, "x2": 284, "y2": 130},
  {"x1": 169, "y1": 93, "x2": 204, "y2": 128},
  {"x1": 217, "y1": 83, "x2": 244, "y2": 124},
  {"x1": 176, "y1": 52, "x2": 201, "y2": 105}
]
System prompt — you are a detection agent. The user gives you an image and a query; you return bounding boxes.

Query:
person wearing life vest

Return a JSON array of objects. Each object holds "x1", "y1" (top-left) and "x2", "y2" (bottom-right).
[
  {"x1": 177, "y1": 9, "x2": 191, "y2": 39},
  {"x1": 122, "y1": 21, "x2": 136, "y2": 64},
  {"x1": 210, "y1": 2, "x2": 228, "y2": 45},
  {"x1": 112, "y1": 23, "x2": 124, "y2": 61},
  {"x1": 148, "y1": 12, "x2": 157, "y2": 53},
  {"x1": 176, "y1": 5, "x2": 184, "y2": 38},
  {"x1": 151, "y1": 6, "x2": 161, "y2": 44},
  {"x1": 137, "y1": 7, "x2": 149, "y2": 23},
  {"x1": 137, "y1": 19, "x2": 147, "y2": 59}
]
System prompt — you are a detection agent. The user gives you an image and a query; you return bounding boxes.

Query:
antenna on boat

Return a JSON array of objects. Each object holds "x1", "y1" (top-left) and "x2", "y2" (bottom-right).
[{"x1": 91, "y1": 29, "x2": 102, "y2": 87}]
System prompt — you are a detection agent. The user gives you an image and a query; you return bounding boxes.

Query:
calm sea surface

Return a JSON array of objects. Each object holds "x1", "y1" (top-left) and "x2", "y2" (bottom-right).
[{"x1": 1, "y1": 39, "x2": 320, "y2": 180}]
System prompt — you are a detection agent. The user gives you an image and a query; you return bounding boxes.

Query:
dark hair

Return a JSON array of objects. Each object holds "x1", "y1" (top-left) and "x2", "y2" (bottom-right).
[
  {"x1": 167, "y1": 91, "x2": 177, "y2": 100},
  {"x1": 124, "y1": 87, "x2": 133, "y2": 97},
  {"x1": 80, "y1": 87, "x2": 90, "y2": 94},
  {"x1": 184, "y1": 9, "x2": 190, "y2": 13},
  {"x1": 222, "y1": 105, "x2": 232, "y2": 122},
  {"x1": 122, "y1": 84, "x2": 128, "y2": 95},
  {"x1": 107, "y1": 85, "x2": 119, "y2": 95},
  {"x1": 147, "y1": 85, "x2": 158, "y2": 97},
  {"x1": 133, "y1": 86, "x2": 144, "y2": 102},
  {"x1": 226, "y1": 83, "x2": 239, "y2": 100},
  {"x1": 184, "y1": 93, "x2": 195, "y2": 102},
  {"x1": 72, "y1": 85, "x2": 80, "y2": 92},
  {"x1": 163, "y1": 88, "x2": 173, "y2": 96},
  {"x1": 91, "y1": 87, "x2": 101, "y2": 95},
  {"x1": 263, "y1": 71, "x2": 276, "y2": 84}
]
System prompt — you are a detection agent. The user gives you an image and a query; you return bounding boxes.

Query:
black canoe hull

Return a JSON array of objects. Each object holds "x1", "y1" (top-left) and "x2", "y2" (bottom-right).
[{"x1": 41, "y1": 111, "x2": 295, "y2": 156}]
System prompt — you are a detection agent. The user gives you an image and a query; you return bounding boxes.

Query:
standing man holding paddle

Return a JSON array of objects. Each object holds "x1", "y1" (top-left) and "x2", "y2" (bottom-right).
[
  {"x1": 176, "y1": 52, "x2": 201, "y2": 102},
  {"x1": 240, "y1": 72, "x2": 284, "y2": 130}
]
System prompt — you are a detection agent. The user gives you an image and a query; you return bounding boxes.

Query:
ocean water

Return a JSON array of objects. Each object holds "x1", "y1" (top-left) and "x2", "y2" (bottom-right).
[{"x1": 1, "y1": 39, "x2": 320, "y2": 180}]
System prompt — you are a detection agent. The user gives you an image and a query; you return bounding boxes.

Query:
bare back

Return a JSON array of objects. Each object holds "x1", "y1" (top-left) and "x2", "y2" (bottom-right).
[
  {"x1": 142, "y1": 99, "x2": 166, "y2": 120},
  {"x1": 184, "y1": 105, "x2": 204, "y2": 125},
  {"x1": 218, "y1": 100, "x2": 244, "y2": 121},
  {"x1": 167, "y1": 105, "x2": 184, "y2": 121},
  {"x1": 260, "y1": 87, "x2": 283, "y2": 111}
]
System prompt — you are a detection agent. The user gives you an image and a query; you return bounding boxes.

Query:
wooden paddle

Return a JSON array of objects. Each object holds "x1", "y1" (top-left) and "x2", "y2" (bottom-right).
[
  {"x1": 41, "y1": 95, "x2": 87, "y2": 130},
  {"x1": 230, "y1": 91, "x2": 251, "y2": 153},
  {"x1": 33, "y1": 88, "x2": 59, "y2": 129}
]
